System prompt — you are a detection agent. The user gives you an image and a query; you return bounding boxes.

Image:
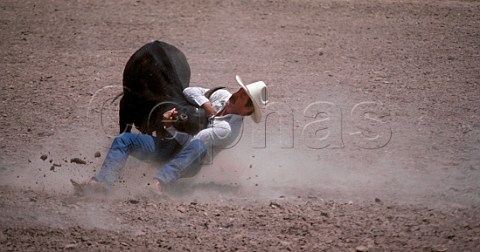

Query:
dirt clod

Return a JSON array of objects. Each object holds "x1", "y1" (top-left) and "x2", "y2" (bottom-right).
[
  {"x1": 128, "y1": 199, "x2": 139, "y2": 204},
  {"x1": 70, "y1": 158, "x2": 86, "y2": 165},
  {"x1": 0, "y1": 0, "x2": 479, "y2": 251},
  {"x1": 64, "y1": 244, "x2": 78, "y2": 250},
  {"x1": 356, "y1": 245, "x2": 368, "y2": 252}
]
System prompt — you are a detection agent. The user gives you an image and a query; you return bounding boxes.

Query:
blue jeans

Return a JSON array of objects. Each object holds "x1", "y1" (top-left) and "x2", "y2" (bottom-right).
[{"x1": 94, "y1": 133, "x2": 207, "y2": 186}]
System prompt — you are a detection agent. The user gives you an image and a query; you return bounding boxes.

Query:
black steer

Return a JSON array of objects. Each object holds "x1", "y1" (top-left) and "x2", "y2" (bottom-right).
[{"x1": 119, "y1": 40, "x2": 207, "y2": 137}]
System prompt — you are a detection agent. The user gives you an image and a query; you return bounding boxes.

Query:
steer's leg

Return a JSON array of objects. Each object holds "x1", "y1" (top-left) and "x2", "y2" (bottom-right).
[{"x1": 119, "y1": 96, "x2": 133, "y2": 134}]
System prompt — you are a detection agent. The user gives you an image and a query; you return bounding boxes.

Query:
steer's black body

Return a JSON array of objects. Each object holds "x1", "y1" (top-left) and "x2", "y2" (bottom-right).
[{"x1": 119, "y1": 41, "x2": 207, "y2": 137}]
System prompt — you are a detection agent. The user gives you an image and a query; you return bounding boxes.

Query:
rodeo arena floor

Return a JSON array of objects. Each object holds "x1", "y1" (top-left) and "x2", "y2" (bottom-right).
[{"x1": 1, "y1": 0, "x2": 479, "y2": 251}]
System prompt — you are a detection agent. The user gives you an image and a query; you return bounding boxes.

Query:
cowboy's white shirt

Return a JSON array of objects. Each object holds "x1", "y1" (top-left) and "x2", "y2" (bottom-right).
[{"x1": 165, "y1": 87, "x2": 244, "y2": 161}]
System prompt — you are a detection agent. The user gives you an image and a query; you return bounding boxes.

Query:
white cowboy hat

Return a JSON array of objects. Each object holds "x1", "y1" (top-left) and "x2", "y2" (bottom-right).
[{"x1": 235, "y1": 75, "x2": 268, "y2": 123}]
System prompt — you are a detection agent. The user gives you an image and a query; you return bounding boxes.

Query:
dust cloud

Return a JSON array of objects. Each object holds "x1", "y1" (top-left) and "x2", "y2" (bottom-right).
[
  {"x1": 1, "y1": 94, "x2": 476, "y2": 210},
  {"x1": 188, "y1": 116, "x2": 478, "y2": 209}
]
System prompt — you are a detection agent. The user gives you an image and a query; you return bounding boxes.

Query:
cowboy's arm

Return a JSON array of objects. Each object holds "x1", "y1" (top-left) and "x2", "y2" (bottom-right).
[
  {"x1": 193, "y1": 120, "x2": 232, "y2": 148},
  {"x1": 162, "y1": 108, "x2": 192, "y2": 146},
  {"x1": 183, "y1": 87, "x2": 217, "y2": 117},
  {"x1": 183, "y1": 87, "x2": 209, "y2": 106}
]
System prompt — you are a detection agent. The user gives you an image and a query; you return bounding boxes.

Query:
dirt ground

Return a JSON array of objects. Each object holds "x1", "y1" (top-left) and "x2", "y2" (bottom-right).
[{"x1": 1, "y1": 0, "x2": 480, "y2": 251}]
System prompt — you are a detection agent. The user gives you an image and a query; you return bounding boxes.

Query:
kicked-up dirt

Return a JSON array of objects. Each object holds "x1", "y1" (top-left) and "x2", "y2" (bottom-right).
[{"x1": 1, "y1": 0, "x2": 479, "y2": 251}]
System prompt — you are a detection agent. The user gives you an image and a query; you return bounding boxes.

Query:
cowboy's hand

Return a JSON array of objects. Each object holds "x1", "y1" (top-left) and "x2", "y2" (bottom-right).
[
  {"x1": 202, "y1": 102, "x2": 217, "y2": 118},
  {"x1": 162, "y1": 108, "x2": 178, "y2": 128}
]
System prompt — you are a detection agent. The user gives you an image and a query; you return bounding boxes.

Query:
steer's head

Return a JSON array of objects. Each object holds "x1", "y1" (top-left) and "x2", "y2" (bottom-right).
[
  {"x1": 172, "y1": 105, "x2": 208, "y2": 135},
  {"x1": 146, "y1": 101, "x2": 208, "y2": 138}
]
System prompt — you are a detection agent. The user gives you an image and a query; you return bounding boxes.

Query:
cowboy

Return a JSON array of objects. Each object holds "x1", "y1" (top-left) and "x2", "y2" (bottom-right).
[{"x1": 72, "y1": 75, "x2": 268, "y2": 195}]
